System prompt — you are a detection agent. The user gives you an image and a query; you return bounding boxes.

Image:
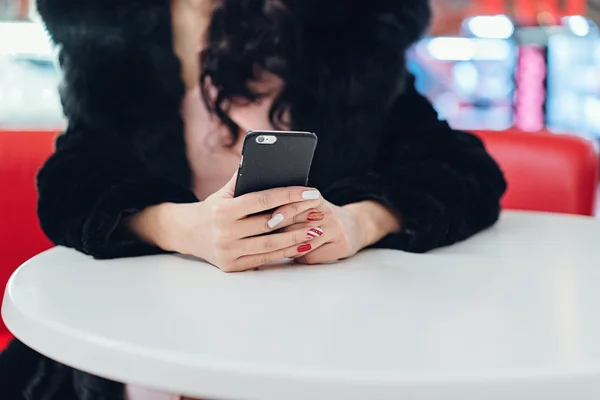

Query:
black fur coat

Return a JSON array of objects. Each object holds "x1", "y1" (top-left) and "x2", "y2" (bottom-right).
[
  {"x1": 34, "y1": 0, "x2": 505, "y2": 259},
  {"x1": 5, "y1": 0, "x2": 505, "y2": 398}
]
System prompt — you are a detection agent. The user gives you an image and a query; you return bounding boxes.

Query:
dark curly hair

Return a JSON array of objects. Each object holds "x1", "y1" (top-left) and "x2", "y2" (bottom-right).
[
  {"x1": 200, "y1": 0, "x2": 431, "y2": 145},
  {"x1": 200, "y1": 0, "x2": 298, "y2": 139},
  {"x1": 35, "y1": 0, "x2": 430, "y2": 184}
]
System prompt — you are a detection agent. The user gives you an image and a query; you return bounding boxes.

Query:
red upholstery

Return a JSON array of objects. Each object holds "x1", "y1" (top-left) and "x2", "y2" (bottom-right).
[
  {"x1": 0, "y1": 130, "x2": 59, "y2": 349},
  {"x1": 473, "y1": 130, "x2": 599, "y2": 216}
]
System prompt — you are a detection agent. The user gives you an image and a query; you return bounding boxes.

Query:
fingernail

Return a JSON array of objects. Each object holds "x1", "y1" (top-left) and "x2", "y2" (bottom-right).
[
  {"x1": 298, "y1": 244, "x2": 312, "y2": 253},
  {"x1": 302, "y1": 190, "x2": 320, "y2": 200},
  {"x1": 267, "y1": 213, "x2": 284, "y2": 229},
  {"x1": 307, "y1": 227, "x2": 323, "y2": 240},
  {"x1": 307, "y1": 211, "x2": 324, "y2": 221}
]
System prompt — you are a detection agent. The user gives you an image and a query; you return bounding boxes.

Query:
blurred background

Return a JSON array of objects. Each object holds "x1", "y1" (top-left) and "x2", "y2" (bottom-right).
[{"x1": 0, "y1": 0, "x2": 598, "y2": 141}]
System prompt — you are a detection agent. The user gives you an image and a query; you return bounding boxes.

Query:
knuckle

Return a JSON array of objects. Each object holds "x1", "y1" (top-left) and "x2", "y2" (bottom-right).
[
  {"x1": 214, "y1": 226, "x2": 232, "y2": 241},
  {"x1": 214, "y1": 230, "x2": 234, "y2": 249},
  {"x1": 316, "y1": 197, "x2": 326, "y2": 210},
  {"x1": 210, "y1": 203, "x2": 229, "y2": 220},
  {"x1": 215, "y1": 239, "x2": 228, "y2": 252},
  {"x1": 262, "y1": 235, "x2": 276, "y2": 250},
  {"x1": 224, "y1": 227, "x2": 237, "y2": 240},
  {"x1": 291, "y1": 231, "x2": 301, "y2": 245},
  {"x1": 290, "y1": 201, "x2": 300, "y2": 214},
  {"x1": 258, "y1": 193, "x2": 272, "y2": 209}
]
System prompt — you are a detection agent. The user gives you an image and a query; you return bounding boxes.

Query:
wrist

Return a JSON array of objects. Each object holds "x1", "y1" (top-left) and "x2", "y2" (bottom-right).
[
  {"x1": 124, "y1": 202, "x2": 180, "y2": 251},
  {"x1": 343, "y1": 201, "x2": 402, "y2": 248}
]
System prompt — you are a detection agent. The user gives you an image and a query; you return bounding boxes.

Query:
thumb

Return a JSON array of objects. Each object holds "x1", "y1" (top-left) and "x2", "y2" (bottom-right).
[{"x1": 216, "y1": 170, "x2": 238, "y2": 199}]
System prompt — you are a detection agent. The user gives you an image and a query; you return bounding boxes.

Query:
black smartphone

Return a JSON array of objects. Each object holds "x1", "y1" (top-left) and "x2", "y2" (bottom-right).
[{"x1": 234, "y1": 130, "x2": 318, "y2": 198}]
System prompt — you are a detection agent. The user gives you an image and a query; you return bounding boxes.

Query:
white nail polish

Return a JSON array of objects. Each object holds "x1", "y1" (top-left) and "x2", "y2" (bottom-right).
[
  {"x1": 267, "y1": 213, "x2": 285, "y2": 229},
  {"x1": 302, "y1": 190, "x2": 320, "y2": 200}
]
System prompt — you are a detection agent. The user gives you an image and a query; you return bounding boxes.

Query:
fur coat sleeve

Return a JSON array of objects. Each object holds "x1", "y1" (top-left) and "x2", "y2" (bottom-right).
[
  {"x1": 324, "y1": 75, "x2": 506, "y2": 253},
  {"x1": 36, "y1": 0, "x2": 197, "y2": 258}
]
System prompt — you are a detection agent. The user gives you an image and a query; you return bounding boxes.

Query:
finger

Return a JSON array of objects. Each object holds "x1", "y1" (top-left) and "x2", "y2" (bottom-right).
[
  {"x1": 295, "y1": 243, "x2": 340, "y2": 265},
  {"x1": 236, "y1": 207, "x2": 326, "y2": 238},
  {"x1": 229, "y1": 187, "x2": 321, "y2": 219},
  {"x1": 280, "y1": 207, "x2": 329, "y2": 229},
  {"x1": 265, "y1": 198, "x2": 326, "y2": 230},
  {"x1": 234, "y1": 213, "x2": 275, "y2": 238},
  {"x1": 232, "y1": 241, "x2": 316, "y2": 272},
  {"x1": 280, "y1": 220, "x2": 325, "y2": 233},
  {"x1": 290, "y1": 228, "x2": 330, "y2": 257},
  {"x1": 237, "y1": 226, "x2": 324, "y2": 256},
  {"x1": 279, "y1": 206, "x2": 337, "y2": 234}
]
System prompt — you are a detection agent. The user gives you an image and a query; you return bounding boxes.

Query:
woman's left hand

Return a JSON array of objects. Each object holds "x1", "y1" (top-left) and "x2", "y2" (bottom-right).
[{"x1": 273, "y1": 198, "x2": 402, "y2": 264}]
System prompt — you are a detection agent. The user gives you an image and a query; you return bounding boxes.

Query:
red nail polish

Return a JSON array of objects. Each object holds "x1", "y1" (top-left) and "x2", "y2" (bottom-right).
[
  {"x1": 307, "y1": 228, "x2": 323, "y2": 240},
  {"x1": 298, "y1": 244, "x2": 312, "y2": 253},
  {"x1": 307, "y1": 212, "x2": 324, "y2": 221}
]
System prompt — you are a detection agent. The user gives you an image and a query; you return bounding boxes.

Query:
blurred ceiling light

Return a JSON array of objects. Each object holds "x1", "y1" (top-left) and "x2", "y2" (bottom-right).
[
  {"x1": 426, "y1": 37, "x2": 512, "y2": 61},
  {"x1": 453, "y1": 62, "x2": 478, "y2": 94},
  {"x1": 564, "y1": 16, "x2": 590, "y2": 37},
  {"x1": 0, "y1": 21, "x2": 53, "y2": 58},
  {"x1": 465, "y1": 15, "x2": 514, "y2": 39},
  {"x1": 427, "y1": 37, "x2": 475, "y2": 61}
]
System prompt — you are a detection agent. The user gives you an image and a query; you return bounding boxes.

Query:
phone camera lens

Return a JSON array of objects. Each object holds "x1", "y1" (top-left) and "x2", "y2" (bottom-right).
[{"x1": 257, "y1": 136, "x2": 265, "y2": 143}]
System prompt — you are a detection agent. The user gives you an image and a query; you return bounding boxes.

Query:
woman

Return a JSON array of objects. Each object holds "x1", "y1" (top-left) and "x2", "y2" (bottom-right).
[{"x1": 2, "y1": 0, "x2": 506, "y2": 399}]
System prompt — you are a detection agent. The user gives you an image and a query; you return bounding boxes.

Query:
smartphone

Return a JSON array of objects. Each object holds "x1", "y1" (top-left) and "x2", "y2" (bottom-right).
[{"x1": 234, "y1": 130, "x2": 318, "y2": 198}]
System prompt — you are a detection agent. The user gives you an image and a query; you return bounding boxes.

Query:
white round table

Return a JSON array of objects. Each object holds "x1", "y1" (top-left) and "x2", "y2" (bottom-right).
[{"x1": 3, "y1": 211, "x2": 600, "y2": 400}]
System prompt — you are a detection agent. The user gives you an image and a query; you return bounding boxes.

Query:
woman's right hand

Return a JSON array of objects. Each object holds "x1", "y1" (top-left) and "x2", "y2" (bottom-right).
[{"x1": 142, "y1": 174, "x2": 325, "y2": 272}]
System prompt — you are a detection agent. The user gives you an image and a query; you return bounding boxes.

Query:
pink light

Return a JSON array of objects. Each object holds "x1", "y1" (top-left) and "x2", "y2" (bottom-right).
[{"x1": 515, "y1": 46, "x2": 546, "y2": 132}]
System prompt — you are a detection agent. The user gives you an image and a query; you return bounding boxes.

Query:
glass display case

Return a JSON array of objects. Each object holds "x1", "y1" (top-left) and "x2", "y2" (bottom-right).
[
  {"x1": 546, "y1": 27, "x2": 600, "y2": 139},
  {"x1": 408, "y1": 36, "x2": 517, "y2": 131},
  {"x1": 409, "y1": 14, "x2": 600, "y2": 142}
]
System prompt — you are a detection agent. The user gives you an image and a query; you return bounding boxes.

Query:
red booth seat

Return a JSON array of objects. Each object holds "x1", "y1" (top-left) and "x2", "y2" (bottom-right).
[
  {"x1": 0, "y1": 130, "x2": 59, "y2": 349},
  {"x1": 473, "y1": 130, "x2": 599, "y2": 216}
]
